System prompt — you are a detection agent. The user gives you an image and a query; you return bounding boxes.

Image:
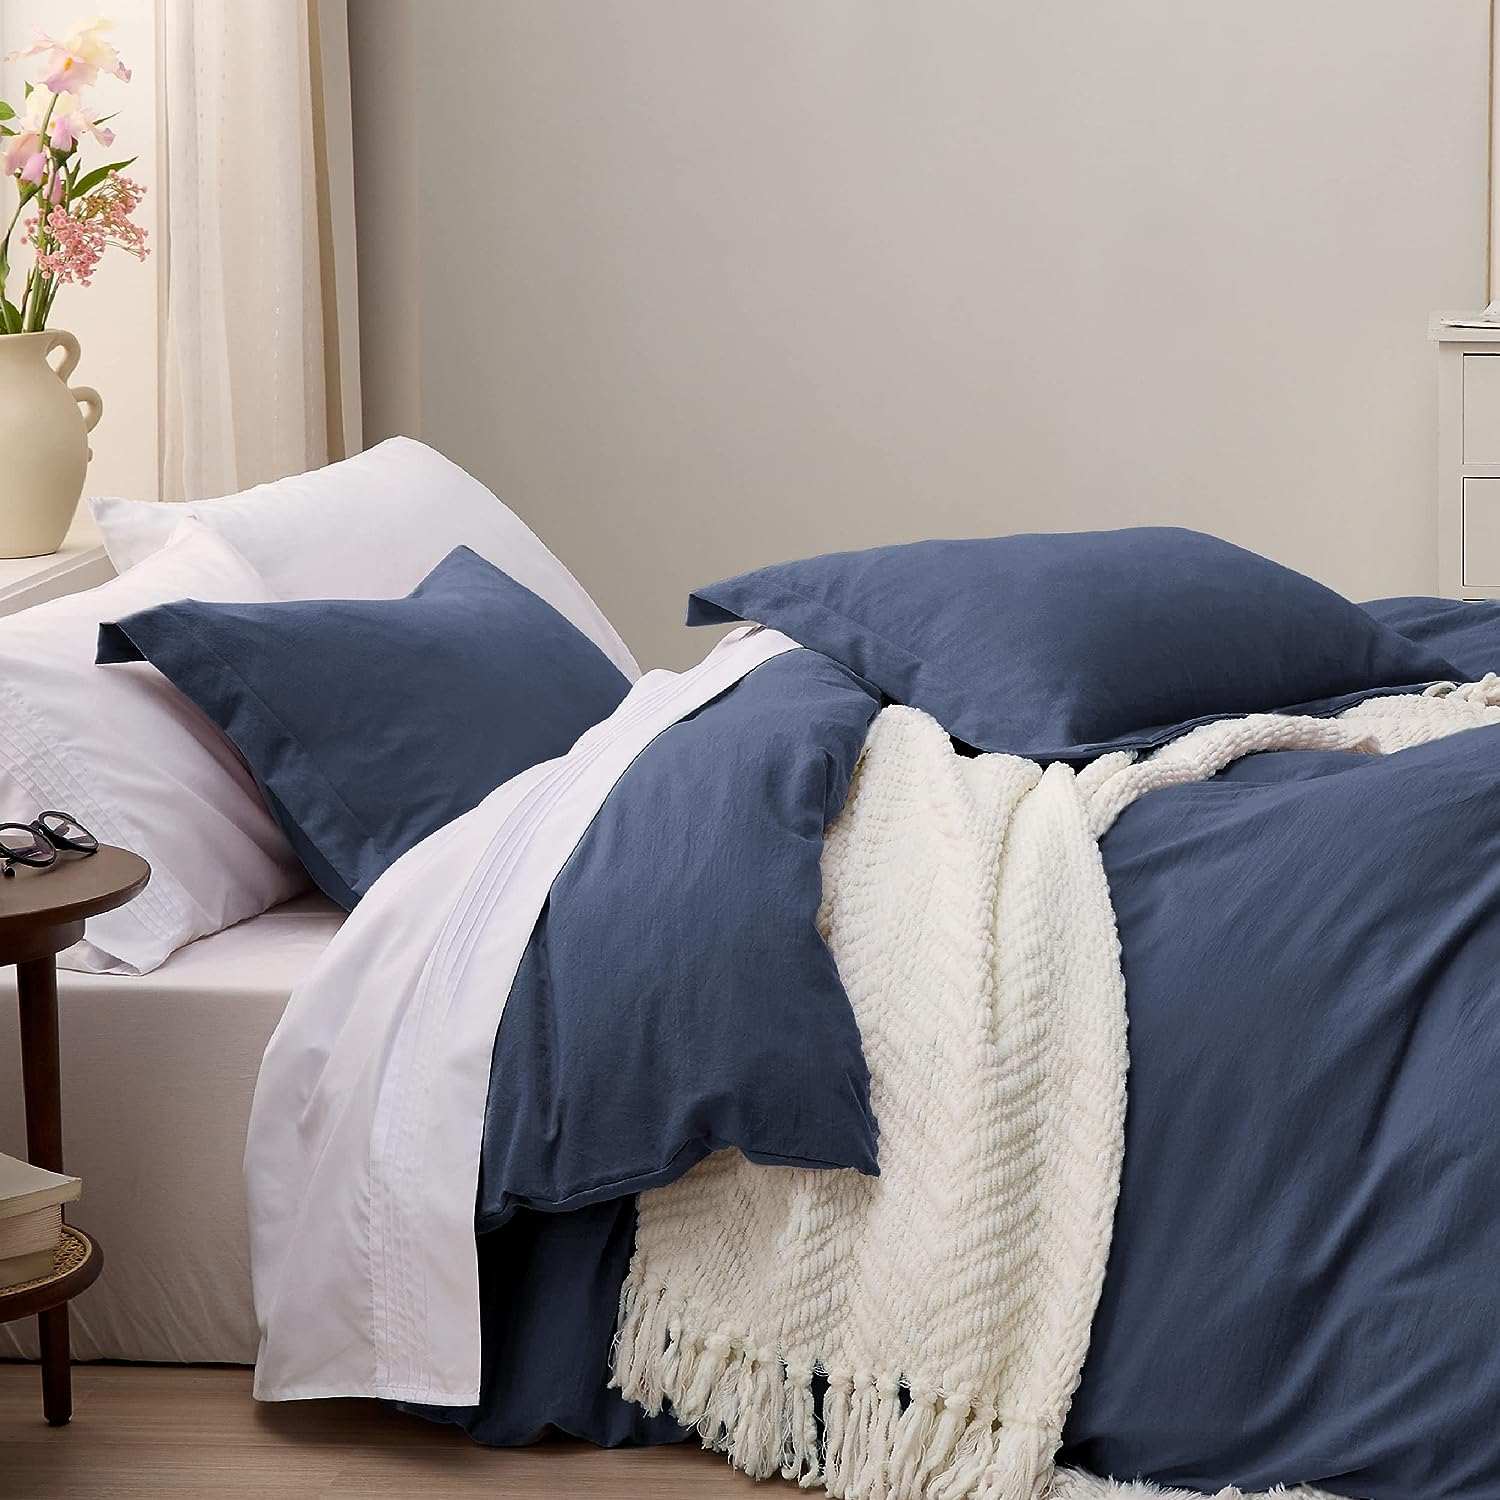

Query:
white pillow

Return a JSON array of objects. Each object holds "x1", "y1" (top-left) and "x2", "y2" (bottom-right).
[
  {"x1": 89, "y1": 437, "x2": 639, "y2": 679},
  {"x1": 0, "y1": 523, "x2": 307, "y2": 975}
]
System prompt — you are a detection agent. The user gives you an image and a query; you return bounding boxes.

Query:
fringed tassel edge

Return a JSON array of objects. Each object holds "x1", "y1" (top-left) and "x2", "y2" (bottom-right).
[{"x1": 610, "y1": 1280, "x2": 1058, "y2": 1500}]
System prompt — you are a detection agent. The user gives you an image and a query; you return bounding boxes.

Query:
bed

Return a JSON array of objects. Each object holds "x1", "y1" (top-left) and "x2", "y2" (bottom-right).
[
  {"x1": 0, "y1": 893, "x2": 343, "y2": 1363},
  {"x1": 8, "y1": 441, "x2": 1500, "y2": 1500}
]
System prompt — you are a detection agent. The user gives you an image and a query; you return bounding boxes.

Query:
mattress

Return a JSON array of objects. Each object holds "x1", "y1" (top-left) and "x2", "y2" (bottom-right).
[{"x1": 0, "y1": 893, "x2": 344, "y2": 1363}]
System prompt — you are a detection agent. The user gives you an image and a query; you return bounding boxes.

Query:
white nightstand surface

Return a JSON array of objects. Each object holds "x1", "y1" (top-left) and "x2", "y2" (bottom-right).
[
  {"x1": 0, "y1": 511, "x2": 114, "y2": 617},
  {"x1": 1430, "y1": 314, "x2": 1500, "y2": 343}
]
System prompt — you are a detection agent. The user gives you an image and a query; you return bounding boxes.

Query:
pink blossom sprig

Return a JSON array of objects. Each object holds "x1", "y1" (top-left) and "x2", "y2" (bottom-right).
[
  {"x1": 26, "y1": 176, "x2": 148, "y2": 289},
  {"x1": 0, "y1": 17, "x2": 147, "y2": 333}
]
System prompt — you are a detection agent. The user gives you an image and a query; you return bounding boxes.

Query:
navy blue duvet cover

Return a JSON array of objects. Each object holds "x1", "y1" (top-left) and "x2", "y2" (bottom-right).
[
  {"x1": 415, "y1": 648, "x2": 881, "y2": 1445},
  {"x1": 418, "y1": 597, "x2": 1500, "y2": 1499},
  {"x1": 1066, "y1": 721, "x2": 1500, "y2": 1496}
]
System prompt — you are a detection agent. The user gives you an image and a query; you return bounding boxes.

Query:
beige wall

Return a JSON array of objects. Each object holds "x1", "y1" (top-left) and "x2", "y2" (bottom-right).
[{"x1": 353, "y1": 1, "x2": 1490, "y2": 669}]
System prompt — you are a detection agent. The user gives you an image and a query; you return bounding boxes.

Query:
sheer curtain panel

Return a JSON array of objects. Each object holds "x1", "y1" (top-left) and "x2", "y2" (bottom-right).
[{"x1": 157, "y1": 0, "x2": 360, "y2": 500}]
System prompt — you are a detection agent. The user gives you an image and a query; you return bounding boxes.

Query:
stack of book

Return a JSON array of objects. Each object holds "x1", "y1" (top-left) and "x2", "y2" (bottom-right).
[{"x1": 0, "y1": 1151, "x2": 80, "y2": 1290}]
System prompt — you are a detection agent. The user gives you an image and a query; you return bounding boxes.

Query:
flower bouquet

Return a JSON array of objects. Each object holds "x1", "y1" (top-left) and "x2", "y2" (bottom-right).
[
  {"x1": 0, "y1": 16, "x2": 148, "y2": 556},
  {"x1": 1, "y1": 15, "x2": 147, "y2": 333}
]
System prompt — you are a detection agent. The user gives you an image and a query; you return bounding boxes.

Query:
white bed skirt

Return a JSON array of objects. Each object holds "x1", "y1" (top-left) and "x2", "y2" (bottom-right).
[{"x1": 0, "y1": 893, "x2": 344, "y2": 1363}]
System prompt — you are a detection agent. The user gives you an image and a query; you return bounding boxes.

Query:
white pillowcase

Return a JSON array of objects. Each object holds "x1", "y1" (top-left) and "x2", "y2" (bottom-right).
[
  {"x1": 0, "y1": 523, "x2": 307, "y2": 975},
  {"x1": 89, "y1": 436, "x2": 639, "y2": 679}
]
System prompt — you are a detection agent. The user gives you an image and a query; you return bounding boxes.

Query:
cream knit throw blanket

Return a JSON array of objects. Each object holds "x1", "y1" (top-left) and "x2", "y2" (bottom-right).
[{"x1": 612, "y1": 679, "x2": 1500, "y2": 1500}]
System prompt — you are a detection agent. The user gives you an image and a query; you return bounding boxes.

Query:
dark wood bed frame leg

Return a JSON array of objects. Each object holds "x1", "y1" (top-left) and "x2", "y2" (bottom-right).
[{"x1": 17, "y1": 954, "x2": 72, "y2": 1426}]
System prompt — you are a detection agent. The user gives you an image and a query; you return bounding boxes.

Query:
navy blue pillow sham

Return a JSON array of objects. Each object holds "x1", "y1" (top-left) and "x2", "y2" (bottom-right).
[
  {"x1": 1362, "y1": 594, "x2": 1500, "y2": 684},
  {"x1": 688, "y1": 527, "x2": 1458, "y2": 759},
  {"x1": 97, "y1": 546, "x2": 631, "y2": 909}
]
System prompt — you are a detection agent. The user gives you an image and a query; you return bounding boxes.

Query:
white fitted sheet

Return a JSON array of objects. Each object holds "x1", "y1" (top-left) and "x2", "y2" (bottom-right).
[{"x1": 0, "y1": 893, "x2": 343, "y2": 1363}]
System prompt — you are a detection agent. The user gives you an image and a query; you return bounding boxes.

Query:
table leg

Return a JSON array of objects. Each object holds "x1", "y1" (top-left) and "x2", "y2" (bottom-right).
[
  {"x1": 16, "y1": 955, "x2": 71, "y2": 1426},
  {"x1": 37, "y1": 1308, "x2": 71, "y2": 1425}
]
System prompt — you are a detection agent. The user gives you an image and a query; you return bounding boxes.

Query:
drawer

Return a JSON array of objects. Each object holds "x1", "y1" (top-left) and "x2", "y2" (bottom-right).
[
  {"x1": 1464, "y1": 478, "x2": 1500, "y2": 586},
  {"x1": 1465, "y1": 355, "x2": 1500, "y2": 463}
]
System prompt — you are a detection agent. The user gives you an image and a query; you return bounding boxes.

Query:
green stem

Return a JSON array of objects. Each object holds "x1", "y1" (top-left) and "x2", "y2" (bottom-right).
[
  {"x1": 1, "y1": 195, "x2": 23, "y2": 253},
  {"x1": 0, "y1": 173, "x2": 27, "y2": 331},
  {"x1": 21, "y1": 270, "x2": 43, "y2": 332}
]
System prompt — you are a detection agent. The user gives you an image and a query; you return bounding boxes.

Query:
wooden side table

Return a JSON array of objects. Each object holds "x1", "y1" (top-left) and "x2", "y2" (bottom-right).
[{"x1": 0, "y1": 846, "x2": 149, "y2": 1425}]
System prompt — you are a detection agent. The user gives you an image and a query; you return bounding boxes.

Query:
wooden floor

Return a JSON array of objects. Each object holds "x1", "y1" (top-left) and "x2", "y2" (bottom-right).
[{"x1": 0, "y1": 1362, "x2": 760, "y2": 1498}]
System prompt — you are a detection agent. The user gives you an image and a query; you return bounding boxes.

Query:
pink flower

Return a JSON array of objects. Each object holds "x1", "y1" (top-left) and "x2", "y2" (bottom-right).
[
  {"x1": 1, "y1": 128, "x2": 39, "y2": 178},
  {"x1": 28, "y1": 174, "x2": 149, "y2": 289},
  {"x1": 46, "y1": 93, "x2": 115, "y2": 152},
  {"x1": 2, "y1": 88, "x2": 49, "y2": 177},
  {"x1": 30, "y1": 206, "x2": 102, "y2": 286},
  {"x1": 7, "y1": 17, "x2": 131, "y2": 95},
  {"x1": 1, "y1": 88, "x2": 112, "y2": 180}
]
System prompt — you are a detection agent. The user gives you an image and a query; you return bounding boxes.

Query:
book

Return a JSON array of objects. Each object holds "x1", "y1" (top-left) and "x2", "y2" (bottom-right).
[{"x1": 0, "y1": 1152, "x2": 80, "y2": 1291}]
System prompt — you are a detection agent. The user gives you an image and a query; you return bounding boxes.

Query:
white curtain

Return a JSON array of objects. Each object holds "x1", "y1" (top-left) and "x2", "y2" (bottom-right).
[{"x1": 157, "y1": 0, "x2": 360, "y2": 501}]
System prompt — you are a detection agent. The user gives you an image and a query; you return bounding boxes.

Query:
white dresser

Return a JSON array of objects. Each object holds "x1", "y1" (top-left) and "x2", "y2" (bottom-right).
[{"x1": 1431, "y1": 314, "x2": 1500, "y2": 599}]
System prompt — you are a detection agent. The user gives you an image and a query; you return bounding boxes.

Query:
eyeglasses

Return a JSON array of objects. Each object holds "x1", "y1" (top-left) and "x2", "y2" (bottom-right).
[{"x1": 0, "y1": 812, "x2": 99, "y2": 878}]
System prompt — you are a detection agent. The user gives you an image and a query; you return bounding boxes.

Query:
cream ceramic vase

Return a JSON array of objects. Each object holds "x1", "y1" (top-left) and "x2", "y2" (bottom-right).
[{"x1": 0, "y1": 330, "x2": 103, "y2": 558}]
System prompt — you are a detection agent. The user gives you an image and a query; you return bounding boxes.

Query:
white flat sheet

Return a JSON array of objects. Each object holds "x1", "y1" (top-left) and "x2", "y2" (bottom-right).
[
  {"x1": 0, "y1": 893, "x2": 344, "y2": 1363},
  {"x1": 248, "y1": 626, "x2": 794, "y2": 1405}
]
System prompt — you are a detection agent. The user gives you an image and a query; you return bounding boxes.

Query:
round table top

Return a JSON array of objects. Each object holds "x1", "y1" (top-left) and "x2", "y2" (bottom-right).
[{"x1": 0, "y1": 845, "x2": 150, "y2": 948}]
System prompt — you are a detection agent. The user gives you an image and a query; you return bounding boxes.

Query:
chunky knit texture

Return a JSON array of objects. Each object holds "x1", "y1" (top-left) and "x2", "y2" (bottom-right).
[
  {"x1": 613, "y1": 682, "x2": 1500, "y2": 1500},
  {"x1": 1048, "y1": 1473, "x2": 1338, "y2": 1500}
]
